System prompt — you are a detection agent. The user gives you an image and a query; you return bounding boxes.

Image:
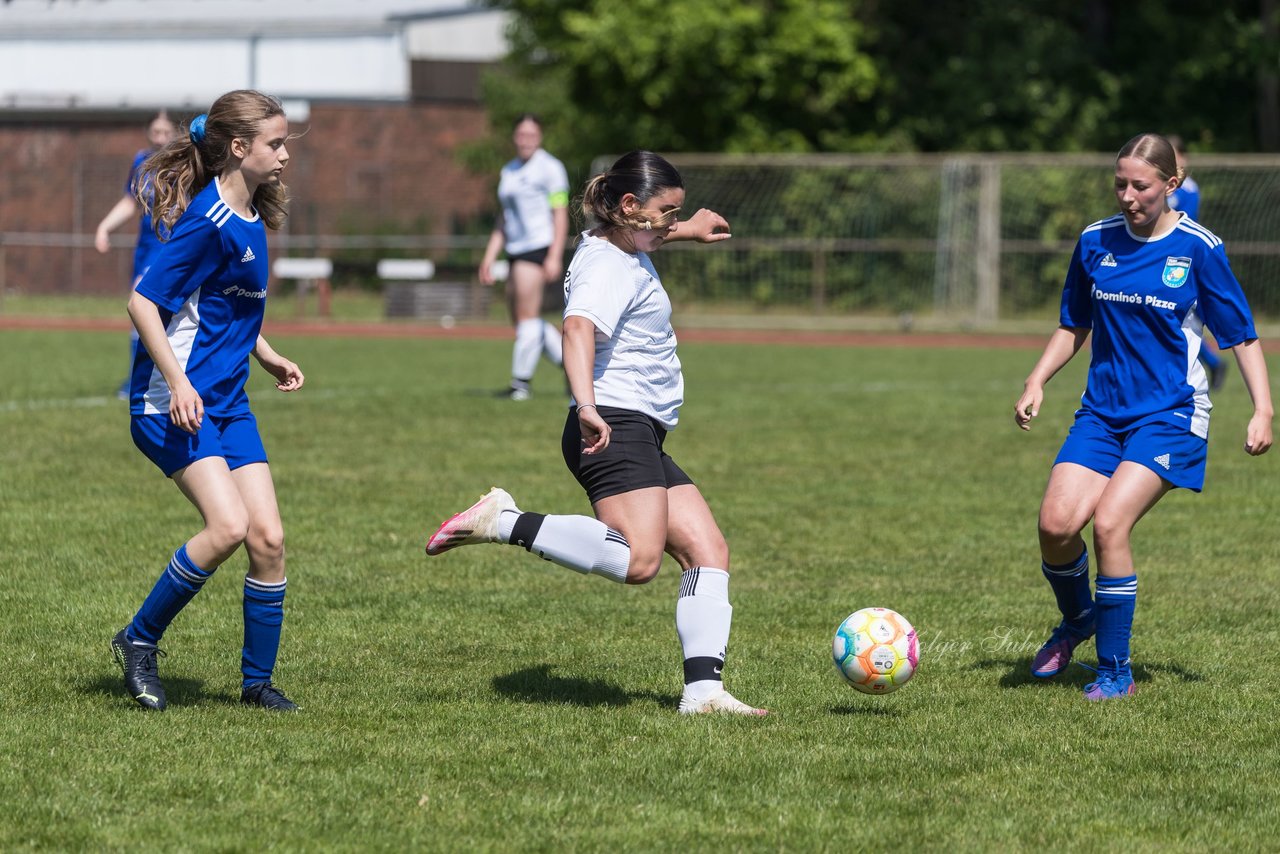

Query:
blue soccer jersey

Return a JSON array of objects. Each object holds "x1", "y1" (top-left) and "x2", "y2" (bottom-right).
[
  {"x1": 129, "y1": 177, "x2": 270, "y2": 418},
  {"x1": 1060, "y1": 213, "x2": 1256, "y2": 438},
  {"x1": 127, "y1": 149, "x2": 165, "y2": 280}
]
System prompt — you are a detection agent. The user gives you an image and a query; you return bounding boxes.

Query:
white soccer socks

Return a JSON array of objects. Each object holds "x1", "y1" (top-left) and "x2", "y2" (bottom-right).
[
  {"x1": 499, "y1": 510, "x2": 630, "y2": 582},
  {"x1": 675, "y1": 568, "x2": 765, "y2": 715},
  {"x1": 512, "y1": 319, "x2": 545, "y2": 386},
  {"x1": 676, "y1": 567, "x2": 732, "y2": 702}
]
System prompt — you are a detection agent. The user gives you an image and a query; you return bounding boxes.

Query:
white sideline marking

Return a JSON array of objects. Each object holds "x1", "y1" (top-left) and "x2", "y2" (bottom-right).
[
  {"x1": 0, "y1": 388, "x2": 360, "y2": 415},
  {"x1": 1, "y1": 379, "x2": 1013, "y2": 415},
  {"x1": 0, "y1": 395, "x2": 114, "y2": 413}
]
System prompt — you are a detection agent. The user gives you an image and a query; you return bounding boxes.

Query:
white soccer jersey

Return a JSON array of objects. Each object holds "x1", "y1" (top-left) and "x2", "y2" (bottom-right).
[
  {"x1": 563, "y1": 232, "x2": 683, "y2": 428},
  {"x1": 497, "y1": 148, "x2": 569, "y2": 256}
]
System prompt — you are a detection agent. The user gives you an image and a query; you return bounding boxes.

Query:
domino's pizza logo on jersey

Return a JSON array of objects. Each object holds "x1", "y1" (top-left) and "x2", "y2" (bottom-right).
[
  {"x1": 222, "y1": 284, "x2": 267, "y2": 299},
  {"x1": 1162, "y1": 256, "x2": 1191, "y2": 288}
]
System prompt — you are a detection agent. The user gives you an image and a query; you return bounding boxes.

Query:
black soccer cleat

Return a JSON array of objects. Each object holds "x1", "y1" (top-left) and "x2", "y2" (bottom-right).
[
  {"x1": 241, "y1": 682, "x2": 300, "y2": 712},
  {"x1": 111, "y1": 628, "x2": 167, "y2": 711}
]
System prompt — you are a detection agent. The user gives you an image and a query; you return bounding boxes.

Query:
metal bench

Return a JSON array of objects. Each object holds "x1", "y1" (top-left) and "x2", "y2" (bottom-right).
[
  {"x1": 272, "y1": 257, "x2": 333, "y2": 317},
  {"x1": 381, "y1": 258, "x2": 489, "y2": 323}
]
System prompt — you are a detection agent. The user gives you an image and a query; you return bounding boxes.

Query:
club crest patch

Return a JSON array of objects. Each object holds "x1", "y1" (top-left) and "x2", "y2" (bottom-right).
[{"x1": 1162, "y1": 256, "x2": 1191, "y2": 288}]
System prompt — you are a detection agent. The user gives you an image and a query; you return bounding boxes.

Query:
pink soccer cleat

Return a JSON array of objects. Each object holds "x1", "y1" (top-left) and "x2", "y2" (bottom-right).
[{"x1": 425, "y1": 487, "x2": 518, "y2": 556}]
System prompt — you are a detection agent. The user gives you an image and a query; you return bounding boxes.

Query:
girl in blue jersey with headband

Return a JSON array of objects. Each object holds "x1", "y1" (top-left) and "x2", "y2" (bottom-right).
[
  {"x1": 1014, "y1": 132, "x2": 1273, "y2": 701},
  {"x1": 110, "y1": 90, "x2": 304, "y2": 712}
]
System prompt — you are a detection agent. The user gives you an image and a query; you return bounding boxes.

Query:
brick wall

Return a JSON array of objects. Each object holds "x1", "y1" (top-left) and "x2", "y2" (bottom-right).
[{"x1": 0, "y1": 101, "x2": 495, "y2": 294}]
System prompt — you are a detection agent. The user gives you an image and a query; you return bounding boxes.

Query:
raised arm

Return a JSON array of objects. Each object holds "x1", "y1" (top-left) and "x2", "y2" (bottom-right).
[
  {"x1": 1014, "y1": 325, "x2": 1091, "y2": 431},
  {"x1": 666, "y1": 208, "x2": 732, "y2": 244}
]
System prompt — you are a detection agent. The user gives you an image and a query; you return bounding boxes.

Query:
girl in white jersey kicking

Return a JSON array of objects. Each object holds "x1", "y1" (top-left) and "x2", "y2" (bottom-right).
[
  {"x1": 429, "y1": 151, "x2": 765, "y2": 716},
  {"x1": 478, "y1": 114, "x2": 570, "y2": 400},
  {"x1": 1014, "y1": 133, "x2": 1273, "y2": 701},
  {"x1": 110, "y1": 90, "x2": 305, "y2": 712}
]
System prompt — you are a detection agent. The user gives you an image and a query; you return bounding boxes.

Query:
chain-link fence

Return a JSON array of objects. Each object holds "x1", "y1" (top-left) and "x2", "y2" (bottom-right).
[
  {"x1": 648, "y1": 153, "x2": 1280, "y2": 324},
  {"x1": 6, "y1": 152, "x2": 1280, "y2": 324}
]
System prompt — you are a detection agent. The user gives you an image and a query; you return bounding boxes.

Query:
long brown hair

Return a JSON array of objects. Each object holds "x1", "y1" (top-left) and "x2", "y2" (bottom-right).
[{"x1": 137, "y1": 90, "x2": 290, "y2": 237}]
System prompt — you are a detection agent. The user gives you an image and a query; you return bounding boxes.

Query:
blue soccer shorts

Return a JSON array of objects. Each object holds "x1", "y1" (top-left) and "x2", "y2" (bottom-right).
[
  {"x1": 1054, "y1": 412, "x2": 1207, "y2": 492},
  {"x1": 131, "y1": 411, "x2": 268, "y2": 477}
]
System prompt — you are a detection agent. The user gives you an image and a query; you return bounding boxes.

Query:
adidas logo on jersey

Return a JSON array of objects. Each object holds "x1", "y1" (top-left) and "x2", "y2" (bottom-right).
[
  {"x1": 1101, "y1": 253, "x2": 1117, "y2": 267},
  {"x1": 240, "y1": 247, "x2": 256, "y2": 263},
  {"x1": 1154, "y1": 453, "x2": 1171, "y2": 470}
]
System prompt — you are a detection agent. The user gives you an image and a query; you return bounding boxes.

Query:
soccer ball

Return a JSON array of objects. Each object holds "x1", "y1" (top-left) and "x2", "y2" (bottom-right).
[{"x1": 832, "y1": 607, "x2": 919, "y2": 694}]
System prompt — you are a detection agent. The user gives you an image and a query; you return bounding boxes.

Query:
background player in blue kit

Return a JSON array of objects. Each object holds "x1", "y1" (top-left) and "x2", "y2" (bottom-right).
[
  {"x1": 94, "y1": 110, "x2": 176, "y2": 398},
  {"x1": 428, "y1": 151, "x2": 766, "y2": 716},
  {"x1": 478, "y1": 114, "x2": 570, "y2": 400},
  {"x1": 110, "y1": 90, "x2": 305, "y2": 712},
  {"x1": 1166, "y1": 135, "x2": 1200, "y2": 221},
  {"x1": 1014, "y1": 133, "x2": 1273, "y2": 700},
  {"x1": 1167, "y1": 134, "x2": 1228, "y2": 390}
]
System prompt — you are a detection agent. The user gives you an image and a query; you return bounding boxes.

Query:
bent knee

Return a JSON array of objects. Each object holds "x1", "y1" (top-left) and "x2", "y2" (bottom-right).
[
  {"x1": 206, "y1": 514, "x2": 250, "y2": 552},
  {"x1": 1091, "y1": 513, "x2": 1132, "y2": 548},
  {"x1": 1038, "y1": 510, "x2": 1081, "y2": 546},
  {"x1": 247, "y1": 524, "x2": 285, "y2": 559},
  {"x1": 625, "y1": 555, "x2": 663, "y2": 585}
]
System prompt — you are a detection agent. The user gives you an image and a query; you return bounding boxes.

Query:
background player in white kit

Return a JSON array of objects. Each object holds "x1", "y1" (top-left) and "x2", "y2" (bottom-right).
[
  {"x1": 110, "y1": 90, "x2": 305, "y2": 712},
  {"x1": 478, "y1": 114, "x2": 570, "y2": 400},
  {"x1": 429, "y1": 151, "x2": 766, "y2": 716},
  {"x1": 1015, "y1": 133, "x2": 1273, "y2": 701}
]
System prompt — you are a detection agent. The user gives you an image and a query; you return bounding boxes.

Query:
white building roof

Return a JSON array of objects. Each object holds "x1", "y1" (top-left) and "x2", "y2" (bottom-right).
[{"x1": 0, "y1": 0, "x2": 509, "y2": 109}]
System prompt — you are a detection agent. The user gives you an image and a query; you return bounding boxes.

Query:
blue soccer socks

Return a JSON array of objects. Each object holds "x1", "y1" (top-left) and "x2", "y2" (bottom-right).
[
  {"x1": 242, "y1": 576, "x2": 287, "y2": 687},
  {"x1": 1094, "y1": 573, "x2": 1137, "y2": 666},
  {"x1": 1041, "y1": 548, "x2": 1094, "y2": 631},
  {"x1": 1031, "y1": 549, "x2": 1098, "y2": 679},
  {"x1": 128, "y1": 544, "x2": 214, "y2": 645}
]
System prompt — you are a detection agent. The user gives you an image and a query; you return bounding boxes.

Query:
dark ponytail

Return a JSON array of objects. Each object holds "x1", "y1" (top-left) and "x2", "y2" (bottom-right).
[{"x1": 579, "y1": 150, "x2": 684, "y2": 232}]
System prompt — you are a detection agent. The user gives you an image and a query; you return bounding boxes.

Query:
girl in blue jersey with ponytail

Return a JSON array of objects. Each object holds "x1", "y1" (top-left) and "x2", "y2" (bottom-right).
[
  {"x1": 111, "y1": 90, "x2": 304, "y2": 712},
  {"x1": 1014, "y1": 132, "x2": 1273, "y2": 701}
]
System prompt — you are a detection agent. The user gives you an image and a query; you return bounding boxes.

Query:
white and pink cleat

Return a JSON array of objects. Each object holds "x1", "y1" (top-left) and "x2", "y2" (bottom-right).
[{"x1": 425, "y1": 487, "x2": 518, "y2": 556}]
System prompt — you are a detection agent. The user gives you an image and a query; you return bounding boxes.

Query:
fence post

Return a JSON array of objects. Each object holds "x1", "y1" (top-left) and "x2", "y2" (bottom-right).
[
  {"x1": 811, "y1": 244, "x2": 828, "y2": 313},
  {"x1": 975, "y1": 161, "x2": 1001, "y2": 326}
]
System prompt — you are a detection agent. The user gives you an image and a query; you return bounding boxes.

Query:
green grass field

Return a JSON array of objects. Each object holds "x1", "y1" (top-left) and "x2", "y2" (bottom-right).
[{"x1": 2, "y1": 327, "x2": 1278, "y2": 851}]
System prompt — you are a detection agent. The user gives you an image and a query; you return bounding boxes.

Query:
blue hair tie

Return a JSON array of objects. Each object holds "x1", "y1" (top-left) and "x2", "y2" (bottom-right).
[{"x1": 189, "y1": 114, "x2": 208, "y2": 144}]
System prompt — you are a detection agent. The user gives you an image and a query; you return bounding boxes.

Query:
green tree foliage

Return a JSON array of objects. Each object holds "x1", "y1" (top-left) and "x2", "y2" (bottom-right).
[
  {"x1": 872, "y1": 0, "x2": 1278, "y2": 153},
  {"x1": 476, "y1": 0, "x2": 879, "y2": 173},
  {"x1": 480, "y1": 0, "x2": 1280, "y2": 157}
]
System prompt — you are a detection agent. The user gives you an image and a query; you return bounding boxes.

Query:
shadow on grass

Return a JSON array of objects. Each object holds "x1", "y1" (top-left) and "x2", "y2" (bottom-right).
[
  {"x1": 80, "y1": 674, "x2": 235, "y2": 709},
  {"x1": 492, "y1": 664, "x2": 677, "y2": 709},
  {"x1": 829, "y1": 702, "x2": 902, "y2": 717},
  {"x1": 973, "y1": 656, "x2": 1204, "y2": 689}
]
